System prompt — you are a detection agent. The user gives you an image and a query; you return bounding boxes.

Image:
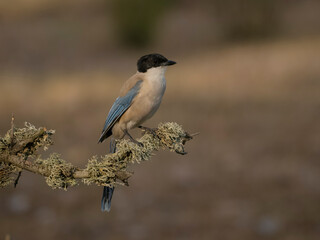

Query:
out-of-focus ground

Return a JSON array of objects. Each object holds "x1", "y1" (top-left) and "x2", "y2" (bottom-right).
[{"x1": 1, "y1": 1, "x2": 320, "y2": 240}]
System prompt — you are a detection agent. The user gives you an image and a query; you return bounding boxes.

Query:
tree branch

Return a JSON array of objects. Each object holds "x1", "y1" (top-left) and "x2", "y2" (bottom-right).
[{"x1": 0, "y1": 121, "x2": 193, "y2": 190}]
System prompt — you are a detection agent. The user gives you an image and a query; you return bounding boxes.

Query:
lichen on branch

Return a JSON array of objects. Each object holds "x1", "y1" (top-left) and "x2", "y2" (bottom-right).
[{"x1": 0, "y1": 121, "x2": 192, "y2": 190}]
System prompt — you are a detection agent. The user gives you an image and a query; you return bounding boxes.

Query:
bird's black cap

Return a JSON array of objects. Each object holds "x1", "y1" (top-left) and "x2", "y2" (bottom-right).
[{"x1": 137, "y1": 53, "x2": 176, "y2": 73}]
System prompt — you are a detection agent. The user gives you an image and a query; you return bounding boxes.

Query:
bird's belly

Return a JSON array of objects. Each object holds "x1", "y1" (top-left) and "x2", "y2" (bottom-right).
[
  {"x1": 121, "y1": 90, "x2": 164, "y2": 130},
  {"x1": 139, "y1": 85, "x2": 165, "y2": 118}
]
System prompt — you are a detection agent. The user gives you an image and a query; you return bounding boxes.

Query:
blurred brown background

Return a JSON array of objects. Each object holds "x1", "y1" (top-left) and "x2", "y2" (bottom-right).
[{"x1": 1, "y1": 0, "x2": 320, "y2": 239}]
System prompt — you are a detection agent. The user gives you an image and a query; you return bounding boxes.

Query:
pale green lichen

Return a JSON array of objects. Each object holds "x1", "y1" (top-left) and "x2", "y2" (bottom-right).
[
  {"x1": 0, "y1": 162, "x2": 21, "y2": 187},
  {"x1": 0, "y1": 122, "x2": 54, "y2": 153},
  {"x1": 0, "y1": 122, "x2": 54, "y2": 187},
  {"x1": 157, "y1": 122, "x2": 190, "y2": 154},
  {"x1": 115, "y1": 135, "x2": 157, "y2": 164},
  {"x1": 82, "y1": 122, "x2": 191, "y2": 187},
  {"x1": 35, "y1": 153, "x2": 77, "y2": 190},
  {"x1": 1, "y1": 122, "x2": 191, "y2": 189},
  {"x1": 83, "y1": 155, "x2": 127, "y2": 187}
]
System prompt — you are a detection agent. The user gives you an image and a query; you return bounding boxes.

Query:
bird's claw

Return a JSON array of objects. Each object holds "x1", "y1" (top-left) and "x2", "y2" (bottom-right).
[
  {"x1": 136, "y1": 141, "x2": 144, "y2": 147},
  {"x1": 124, "y1": 129, "x2": 144, "y2": 147},
  {"x1": 128, "y1": 137, "x2": 144, "y2": 147},
  {"x1": 138, "y1": 126, "x2": 158, "y2": 138},
  {"x1": 132, "y1": 139, "x2": 144, "y2": 147}
]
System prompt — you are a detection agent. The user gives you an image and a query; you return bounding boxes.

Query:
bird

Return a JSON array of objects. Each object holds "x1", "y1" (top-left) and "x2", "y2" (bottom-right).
[{"x1": 98, "y1": 53, "x2": 176, "y2": 212}]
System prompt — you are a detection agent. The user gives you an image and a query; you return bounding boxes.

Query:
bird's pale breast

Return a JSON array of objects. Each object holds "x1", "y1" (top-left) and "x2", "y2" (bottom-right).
[{"x1": 121, "y1": 74, "x2": 165, "y2": 128}]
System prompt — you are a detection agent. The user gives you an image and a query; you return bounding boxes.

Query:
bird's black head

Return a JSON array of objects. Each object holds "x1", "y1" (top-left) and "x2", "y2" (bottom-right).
[{"x1": 137, "y1": 53, "x2": 176, "y2": 73}]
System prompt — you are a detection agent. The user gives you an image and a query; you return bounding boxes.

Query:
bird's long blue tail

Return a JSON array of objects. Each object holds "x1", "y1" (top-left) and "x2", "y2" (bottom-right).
[
  {"x1": 101, "y1": 186, "x2": 114, "y2": 212},
  {"x1": 101, "y1": 138, "x2": 116, "y2": 212}
]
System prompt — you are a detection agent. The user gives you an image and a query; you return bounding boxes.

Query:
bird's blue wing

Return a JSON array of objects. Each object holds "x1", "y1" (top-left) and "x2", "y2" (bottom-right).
[{"x1": 98, "y1": 80, "x2": 142, "y2": 142}]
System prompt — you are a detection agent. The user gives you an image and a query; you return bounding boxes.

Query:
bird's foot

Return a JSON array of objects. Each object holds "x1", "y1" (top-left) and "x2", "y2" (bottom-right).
[
  {"x1": 124, "y1": 129, "x2": 144, "y2": 147},
  {"x1": 130, "y1": 138, "x2": 144, "y2": 147},
  {"x1": 138, "y1": 126, "x2": 158, "y2": 138}
]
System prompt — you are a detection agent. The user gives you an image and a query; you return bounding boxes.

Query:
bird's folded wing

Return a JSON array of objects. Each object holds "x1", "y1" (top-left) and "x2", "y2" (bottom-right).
[{"x1": 98, "y1": 80, "x2": 142, "y2": 142}]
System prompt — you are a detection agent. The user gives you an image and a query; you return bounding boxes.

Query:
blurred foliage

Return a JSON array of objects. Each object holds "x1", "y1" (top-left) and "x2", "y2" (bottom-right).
[
  {"x1": 111, "y1": 0, "x2": 173, "y2": 48},
  {"x1": 213, "y1": 0, "x2": 280, "y2": 41},
  {"x1": 110, "y1": 0, "x2": 282, "y2": 47}
]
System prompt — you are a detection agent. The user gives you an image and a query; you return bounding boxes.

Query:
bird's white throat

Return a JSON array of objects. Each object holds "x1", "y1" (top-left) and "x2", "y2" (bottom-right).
[{"x1": 144, "y1": 66, "x2": 167, "y2": 85}]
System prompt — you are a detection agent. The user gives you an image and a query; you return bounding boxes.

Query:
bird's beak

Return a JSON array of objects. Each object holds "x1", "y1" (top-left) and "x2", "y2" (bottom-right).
[{"x1": 164, "y1": 60, "x2": 176, "y2": 66}]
